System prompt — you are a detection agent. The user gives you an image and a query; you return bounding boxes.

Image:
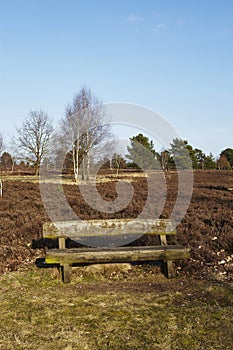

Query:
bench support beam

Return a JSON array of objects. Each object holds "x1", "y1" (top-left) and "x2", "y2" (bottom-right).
[{"x1": 61, "y1": 264, "x2": 71, "y2": 283}]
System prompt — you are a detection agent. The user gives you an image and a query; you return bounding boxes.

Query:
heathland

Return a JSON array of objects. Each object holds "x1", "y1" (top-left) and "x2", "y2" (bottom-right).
[{"x1": 0, "y1": 170, "x2": 232, "y2": 349}]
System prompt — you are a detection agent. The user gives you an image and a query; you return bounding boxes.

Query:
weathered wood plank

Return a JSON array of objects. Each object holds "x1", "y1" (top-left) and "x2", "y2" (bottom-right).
[
  {"x1": 43, "y1": 219, "x2": 176, "y2": 239},
  {"x1": 45, "y1": 246, "x2": 190, "y2": 265},
  {"x1": 161, "y1": 260, "x2": 175, "y2": 278},
  {"x1": 58, "y1": 237, "x2": 66, "y2": 249},
  {"x1": 61, "y1": 264, "x2": 71, "y2": 283},
  {"x1": 166, "y1": 260, "x2": 175, "y2": 278},
  {"x1": 159, "y1": 234, "x2": 168, "y2": 246}
]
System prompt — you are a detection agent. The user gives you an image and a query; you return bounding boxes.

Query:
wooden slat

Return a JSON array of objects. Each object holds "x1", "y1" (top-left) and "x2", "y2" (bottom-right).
[
  {"x1": 160, "y1": 235, "x2": 168, "y2": 246},
  {"x1": 43, "y1": 218, "x2": 176, "y2": 239},
  {"x1": 61, "y1": 264, "x2": 71, "y2": 283},
  {"x1": 45, "y1": 245, "x2": 190, "y2": 265},
  {"x1": 162, "y1": 260, "x2": 175, "y2": 278},
  {"x1": 58, "y1": 237, "x2": 66, "y2": 249}
]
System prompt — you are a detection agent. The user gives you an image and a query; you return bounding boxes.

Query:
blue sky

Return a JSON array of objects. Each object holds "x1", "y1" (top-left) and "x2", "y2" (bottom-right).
[{"x1": 0, "y1": 0, "x2": 233, "y2": 157}]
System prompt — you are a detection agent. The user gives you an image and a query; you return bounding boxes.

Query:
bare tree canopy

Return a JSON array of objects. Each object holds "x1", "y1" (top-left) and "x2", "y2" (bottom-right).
[
  {"x1": 0, "y1": 133, "x2": 4, "y2": 155},
  {"x1": 59, "y1": 87, "x2": 112, "y2": 181},
  {"x1": 15, "y1": 110, "x2": 54, "y2": 175}
]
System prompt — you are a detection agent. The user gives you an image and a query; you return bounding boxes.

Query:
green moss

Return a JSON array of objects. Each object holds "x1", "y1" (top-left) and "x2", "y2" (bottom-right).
[{"x1": 0, "y1": 266, "x2": 232, "y2": 349}]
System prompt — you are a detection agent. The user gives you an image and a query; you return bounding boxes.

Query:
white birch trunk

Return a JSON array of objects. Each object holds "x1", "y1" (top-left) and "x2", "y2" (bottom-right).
[{"x1": 0, "y1": 179, "x2": 2, "y2": 198}]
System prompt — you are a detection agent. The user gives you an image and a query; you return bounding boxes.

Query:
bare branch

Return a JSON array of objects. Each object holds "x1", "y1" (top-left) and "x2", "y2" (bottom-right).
[
  {"x1": 15, "y1": 110, "x2": 54, "y2": 175},
  {"x1": 58, "y1": 87, "x2": 112, "y2": 181},
  {"x1": 0, "y1": 133, "x2": 4, "y2": 155}
]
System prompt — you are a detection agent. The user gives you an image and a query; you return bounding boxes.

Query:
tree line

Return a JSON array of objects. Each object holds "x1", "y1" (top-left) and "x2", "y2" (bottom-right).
[
  {"x1": 0, "y1": 87, "x2": 232, "y2": 177},
  {"x1": 124, "y1": 134, "x2": 233, "y2": 170}
]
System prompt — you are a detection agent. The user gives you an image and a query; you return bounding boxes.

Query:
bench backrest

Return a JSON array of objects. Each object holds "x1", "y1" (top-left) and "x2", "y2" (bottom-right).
[{"x1": 43, "y1": 218, "x2": 176, "y2": 248}]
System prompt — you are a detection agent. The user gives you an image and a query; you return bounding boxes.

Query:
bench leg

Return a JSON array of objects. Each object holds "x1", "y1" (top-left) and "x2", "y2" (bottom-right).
[
  {"x1": 162, "y1": 260, "x2": 175, "y2": 278},
  {"x1": 61, "y1": 264, "x2": 71, "y2": 283}
]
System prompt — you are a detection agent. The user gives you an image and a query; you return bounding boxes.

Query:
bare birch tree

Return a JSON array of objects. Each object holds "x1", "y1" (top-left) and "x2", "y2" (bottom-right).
[
  {"x1": 59, "y1": 87, "x2": 111, "y2": 181},
  {"x1": 0, "y1": 133, "x2": 4, "y2": 155},
  {"x1": 15, "y1": 110, "x2": 54, "y2": 175}
]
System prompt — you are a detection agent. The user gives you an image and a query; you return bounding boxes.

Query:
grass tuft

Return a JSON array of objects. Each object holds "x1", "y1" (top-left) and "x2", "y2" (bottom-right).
[{"x1": 0, "y1": 265, "x2": 232, "y2": 349}]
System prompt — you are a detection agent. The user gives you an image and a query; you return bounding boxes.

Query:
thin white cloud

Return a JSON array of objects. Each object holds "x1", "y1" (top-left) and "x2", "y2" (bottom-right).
[
  {"x1": 208, "y1": 128, "x2": 233, "y2": 133},
  {"x1": 127, "y1": 14, "x2": 144, "y2": 24},
  {"x1": 155, "y1": 23, "x2": 165, "y2": 32},
  {"x1": 177, "y1": 19, "x2": 185, "y2": 27}
]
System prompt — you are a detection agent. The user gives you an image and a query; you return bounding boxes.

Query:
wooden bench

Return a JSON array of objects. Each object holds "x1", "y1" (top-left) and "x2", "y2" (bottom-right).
[{"x1": 43, "y1": 218, "x2": 190, "y2": 283}]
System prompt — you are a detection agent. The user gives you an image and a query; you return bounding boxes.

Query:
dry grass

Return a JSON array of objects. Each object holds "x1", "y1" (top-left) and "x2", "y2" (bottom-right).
[
  {"x1": 0, "y1": 172, "x2": 144, "y2": 186},
  {"x1": 0, "y1": 264, "x2": 232, "y2": 350}
]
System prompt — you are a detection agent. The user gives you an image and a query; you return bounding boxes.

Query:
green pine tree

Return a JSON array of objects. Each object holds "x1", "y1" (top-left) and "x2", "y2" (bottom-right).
[{"x1": 126, "y1": 133, "x2": 158, "y2": 170}]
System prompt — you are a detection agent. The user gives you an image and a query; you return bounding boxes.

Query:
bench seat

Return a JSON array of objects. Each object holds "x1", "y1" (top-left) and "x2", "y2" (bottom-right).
[{"x1": 45, "y1": 245, "x2": 190, "y2": 265}]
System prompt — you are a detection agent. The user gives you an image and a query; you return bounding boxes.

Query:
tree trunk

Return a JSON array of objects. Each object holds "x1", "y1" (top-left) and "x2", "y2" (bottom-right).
[
  {"x1": 0, "y1": 179, "x2": 2, "y2": 198},
  {"x1": 35, "y1": 162, "x2": 40, "y2": 176},
  {"x1": 86, "y1": 151, "x2": 90, "y2": 181},
  {"x1": 73, "y1": 139, "x2": 79, "y2": 182}
]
